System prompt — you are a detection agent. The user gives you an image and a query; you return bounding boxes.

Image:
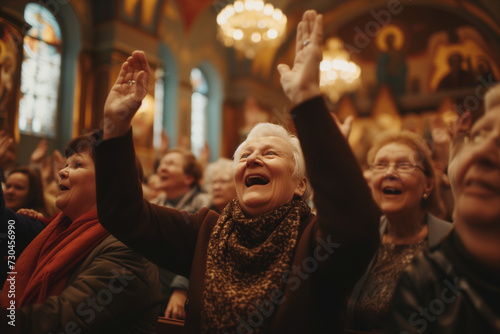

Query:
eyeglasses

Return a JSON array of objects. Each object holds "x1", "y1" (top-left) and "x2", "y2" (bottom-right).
[
  {"x1": 212, "y1": 178, "x2": 233, "y2": 186},
  {"x1": 369, "y1": 162, "x2": 426, "y2": 174}
]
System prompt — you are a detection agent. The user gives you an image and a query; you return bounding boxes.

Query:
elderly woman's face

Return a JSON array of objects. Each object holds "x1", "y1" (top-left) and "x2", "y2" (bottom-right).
[
  {"x1": 211, "y1": 170, "x2": 237, "y2": 211},
  {"x1": 56, "y1": 151, "x2": 96, "y2": 221},
  {"x1": 453, "y1": 107, "x2": 500, "y2": 226},
  {"x1": 370, "y1": 143, "x2": 433, "y2": 216},
  {"x1": 235, "y1": 136, "x2": 306, "y2": 217},
  {"x1": 157, "y1": 152, "x2": 192, "y2": 192}
]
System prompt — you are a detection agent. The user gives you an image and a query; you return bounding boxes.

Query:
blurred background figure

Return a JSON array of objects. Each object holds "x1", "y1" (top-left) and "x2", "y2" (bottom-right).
[
  {"x1": 4, "y1": 166, "x2": 48, "y2": 217},
  {"x1": 204, "y1": 158, "x2": 236, "y2": 213},
  {"x1": 152, "y1": 147, "x2": 211, "y2": 320}
]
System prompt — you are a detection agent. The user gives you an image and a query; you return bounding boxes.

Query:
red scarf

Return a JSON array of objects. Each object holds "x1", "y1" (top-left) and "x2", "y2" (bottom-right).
[{"x1": 0, "y1": 209, "x2": 109, "y2": 307}]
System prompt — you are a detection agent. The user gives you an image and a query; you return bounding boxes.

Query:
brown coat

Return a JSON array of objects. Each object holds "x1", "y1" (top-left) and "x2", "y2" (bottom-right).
[{"x1": 95, "y1": 96, "x2": 381, "y2": 333}]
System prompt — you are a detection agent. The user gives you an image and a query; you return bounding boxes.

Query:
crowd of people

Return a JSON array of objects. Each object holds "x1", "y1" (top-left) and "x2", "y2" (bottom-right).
[{"x1": 0, "y1": 9, "x2": 499, "y2": 334}]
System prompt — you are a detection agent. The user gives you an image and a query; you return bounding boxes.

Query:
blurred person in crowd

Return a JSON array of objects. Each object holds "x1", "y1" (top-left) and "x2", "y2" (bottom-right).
[{"x1": 204, "y1": 158, "x2": 237, "y2": 213}]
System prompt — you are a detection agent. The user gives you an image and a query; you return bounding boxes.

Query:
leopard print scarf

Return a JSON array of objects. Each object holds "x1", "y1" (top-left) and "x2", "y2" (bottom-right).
[{"x1": 202, "y1": 197, "x2": 311, "y2": 333}]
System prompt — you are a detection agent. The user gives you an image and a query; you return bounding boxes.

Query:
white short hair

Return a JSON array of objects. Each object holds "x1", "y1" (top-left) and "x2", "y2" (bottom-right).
[
  {"x1": 233, "y1": 123, "x2": 312, "y2": 201},
  {"x1": 204, "y1": 158, "x2": 234, "y2": 192}
]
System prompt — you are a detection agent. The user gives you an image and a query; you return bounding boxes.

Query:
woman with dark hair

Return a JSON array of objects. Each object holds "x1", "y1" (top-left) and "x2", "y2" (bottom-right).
[
  {"x1": 0, "y1": 132, "x2": 161, "y2": 334},
  {"x1": 4, "y1": 166, "x2": 48, "y2": 217}
]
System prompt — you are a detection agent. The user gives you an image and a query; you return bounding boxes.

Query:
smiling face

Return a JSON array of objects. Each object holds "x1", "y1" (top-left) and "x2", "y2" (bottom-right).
[
  {"x1": 56, "y1": 150, "x2": 97, "y2": 221},
  {"x1": 235, "y1": 136, "x2": 307, "y2": 217},
  {"x1": 370, "y1": 142, "x2": 433, "y2": 217},
  {"x1": 4, "y1": 172, "x2": 30, "y2": 212},
  {"x1": 211, "y1": 170, "x2": 237, "y2": 212},
  {"x1": 453, "y1": 106, "x2": 500, "y2": 227},
  {"x1": 156, "y1": 152, "x2": 194, "y2": 197}
]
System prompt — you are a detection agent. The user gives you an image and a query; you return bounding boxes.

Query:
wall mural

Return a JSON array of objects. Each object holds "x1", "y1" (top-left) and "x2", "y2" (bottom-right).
[{"x1": 0, "y1": 20, "x2": 21, "y2": 134}]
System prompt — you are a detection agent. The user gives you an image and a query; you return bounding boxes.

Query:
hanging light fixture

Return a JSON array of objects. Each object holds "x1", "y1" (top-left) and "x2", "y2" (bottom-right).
[
  {"x1": 216, "y1": 0, "x2": 287, "y2": 58},
  {"x1": 320, "y1": 38, "x2": 361, "y2": 102}
]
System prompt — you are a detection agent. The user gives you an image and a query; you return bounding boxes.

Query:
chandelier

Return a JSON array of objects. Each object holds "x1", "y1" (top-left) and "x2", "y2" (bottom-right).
[
  {"x1": 216, "y1": 0, "x2": 287, "y2": 58},
  {"x1": 320, "y1": 38, "x2": 361, "y2": 102}
]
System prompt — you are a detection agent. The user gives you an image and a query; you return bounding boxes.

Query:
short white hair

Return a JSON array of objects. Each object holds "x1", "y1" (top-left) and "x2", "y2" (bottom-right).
[
  {"x1": 204, "y1": 158, "x2": 234, "y2": 193},
  {"x1": 233, "y1": 123, "x2": 312, "y2": 201},
  {"x1": 485, "y1": 84, "x2": 500, "y2": 112}
]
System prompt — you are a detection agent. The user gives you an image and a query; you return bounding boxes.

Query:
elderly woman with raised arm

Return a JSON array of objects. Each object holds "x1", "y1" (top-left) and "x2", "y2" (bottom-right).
[{"x1": 96, "y1": 10, "x2": 380, "y2": 334}]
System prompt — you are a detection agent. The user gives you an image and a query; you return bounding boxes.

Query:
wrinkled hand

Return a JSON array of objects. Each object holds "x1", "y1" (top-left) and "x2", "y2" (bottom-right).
[
  {"x1": 30, "y1": 139, "x2": 48, "y2": 165},
  {"x1": 277, "y1": 10, "x2": 323, "y2": 105},
  {"x1": 17, "y1": 208, "x2": 45, "y2": 220},
  {"x1": 103, "y1": 50, "x2": 150, "y2": 139},
  {"x1": 164, "y1": 289, "x2": 187, "y2": 320}
]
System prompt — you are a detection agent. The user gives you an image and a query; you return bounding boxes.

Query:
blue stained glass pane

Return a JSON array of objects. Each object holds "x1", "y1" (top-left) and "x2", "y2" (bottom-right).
[{"x1": 19, "y1": 3, "x2": 62, "y2": 138}]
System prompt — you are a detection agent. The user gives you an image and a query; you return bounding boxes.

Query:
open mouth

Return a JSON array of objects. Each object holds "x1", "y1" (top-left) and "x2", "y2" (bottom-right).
[
  {"x1": 59, "y1": 185, "x2": 69, "y2": 191},
  {"x1": 382, "y1": 187, "x2": 402, "y2": 195},
  {"x1": 245, "y1": 175, "x2": 270, "y2": 187}
]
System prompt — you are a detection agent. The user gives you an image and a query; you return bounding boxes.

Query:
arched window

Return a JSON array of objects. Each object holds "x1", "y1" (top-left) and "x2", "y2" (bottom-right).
[
  {"x1": 190, "y1": 67, "x2": 208, "y2": 157},
  {"x1": 18, "y1": 3, "x2": 62, "y2": 138}
]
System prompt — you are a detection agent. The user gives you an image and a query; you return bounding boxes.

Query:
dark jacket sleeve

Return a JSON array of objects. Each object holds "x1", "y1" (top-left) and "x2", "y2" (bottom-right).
[
  {"x1": 94, "y1": 129, "x2": 213, "y2": 277},
  {"x1": 17, "y1": 236, "x2": 161, "y2": 334},
  {"x1": 1, "y1": 185, "x2": 45, "y2": 285},
  {"x1": 291, "y1": 96, "x2": 381, "y2": 288}
]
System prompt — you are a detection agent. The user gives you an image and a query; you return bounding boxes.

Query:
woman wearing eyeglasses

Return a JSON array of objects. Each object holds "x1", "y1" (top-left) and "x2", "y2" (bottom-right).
[{"x1": 346, "y1": 131, "x2": 452, "y2": 332}]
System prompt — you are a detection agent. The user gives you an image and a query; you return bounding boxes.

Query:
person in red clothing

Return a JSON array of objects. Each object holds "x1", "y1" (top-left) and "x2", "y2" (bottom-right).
[
  {"x1": 0, "y1": 133, "x2": 161, "y2": 334},
  {"x1": 96, "y1": 10, "x2": 380, "y2": 333}
]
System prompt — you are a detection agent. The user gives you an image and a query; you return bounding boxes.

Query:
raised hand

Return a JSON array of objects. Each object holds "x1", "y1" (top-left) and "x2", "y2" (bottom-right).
[
  {"x1": 30, "y1": 139, "x2": 48, "y2": 165},
  {"x1": 103, "y1": 50, "x2": 150, "y2": 139},
  {"x1": 52, "y1": 149, "x2": 65, "y2": 181},
  {"x1": 158, "y1": 129, "x2": 170, "y2": 158},
  {"x1": 331, "y1": 114, "x2": 354, "y2": 139},
  {"x1": 277, "y1": 10, "x2": 323, "y2": 105}
]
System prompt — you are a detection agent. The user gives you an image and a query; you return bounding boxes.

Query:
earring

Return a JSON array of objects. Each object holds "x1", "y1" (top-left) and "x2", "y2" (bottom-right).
[{"x1": 423, "y1": 193, "x2": 428, "y2": 200}]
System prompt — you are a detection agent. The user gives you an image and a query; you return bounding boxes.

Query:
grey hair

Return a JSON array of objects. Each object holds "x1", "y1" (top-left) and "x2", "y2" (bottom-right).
[
  {"x1": 233, "y1": 123, "x2": 312, "y2": 201},
  {"x1": 485, "y1": 84, "x2": 500, "y2": 112},
  {"x1": 204, "y1": 158, "x2": 234, "y2": 193}
]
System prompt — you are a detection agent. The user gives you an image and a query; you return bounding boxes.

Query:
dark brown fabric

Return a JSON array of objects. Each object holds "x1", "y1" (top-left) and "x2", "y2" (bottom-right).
[
  {"x1": 95, "y1": 96, "x2": 382, "y2": 333},
  {"x1": 353, "y1": 239, "x2": 428, "y2": 329},
  {"x1": 202, "y1": 198, "x2": 310, "y2": 333}
]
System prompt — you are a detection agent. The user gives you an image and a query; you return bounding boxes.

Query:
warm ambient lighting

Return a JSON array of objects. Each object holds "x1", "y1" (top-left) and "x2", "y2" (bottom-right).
[
  {"x1": 216, "y1": 0, "x2": 287, "y2": 58},
  {"x1": 320, "y1": 38, "x2": 361, "y2": 102}
]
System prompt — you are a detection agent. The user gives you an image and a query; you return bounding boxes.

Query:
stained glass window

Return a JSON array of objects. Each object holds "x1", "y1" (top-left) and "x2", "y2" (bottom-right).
[
  {"x1": 18, "y1": 3, "x2": 62, "y2": 138},
  {"x1": 190, "y1": 68, "x2": 208, "y2": 157}
]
